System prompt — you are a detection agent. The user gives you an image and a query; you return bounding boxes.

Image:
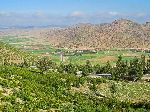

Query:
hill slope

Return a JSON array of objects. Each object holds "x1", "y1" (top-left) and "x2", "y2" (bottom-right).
[
  {"x1": 0, "y1": 42, "x2": 34, "y2": 65},
  {"x1": 0, "y1": 19, "x2": 150, "y2": 50},
  {"x1": 0, "y1": 66, "x2": 150, "y2": 111},
  {"x1": 43, "y1": 19, "x2": 150, "y2": 49}
]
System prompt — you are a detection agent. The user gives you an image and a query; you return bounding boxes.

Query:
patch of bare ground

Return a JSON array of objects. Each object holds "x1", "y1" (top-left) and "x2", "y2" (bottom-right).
[
  {"x1": 96, "y1": 56, "x2": 117, "y2": 63},
  {"x1": 0, "y1": 101, "x2": 11, "y2": 106},
  {"x1": 123, "y1": 53, "x2": 139, "y2": 57},
  {"x1": 0, "y1": 86, "x2": 12, "y2": 106},
  {"x1": 2, "y1": 88, "x2": 13, "y2": 96},
  {"x1": 99, "y1": 56, "x2": 117, "y2": 62},
  {"x1": 89, "y1": 56, "x2": 117, "y2": 63},
  {"x1": 70, "y1": 82, "x2": 90, "y2": 93},
  {"x1": 97, "y1": 83, "x2": 110, "y2": 90},
  {"x1": 141, "y1": 76, "x2": 150, "y2": 82},
  {"x1": 15, "y1": 97, "x2": 24, "y2": 104}
]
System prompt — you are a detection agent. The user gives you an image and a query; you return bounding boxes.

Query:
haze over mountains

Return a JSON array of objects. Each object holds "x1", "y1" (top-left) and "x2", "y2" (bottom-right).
[{"x1": 0, "y1": 19, "x2": 150, "y2": 50}]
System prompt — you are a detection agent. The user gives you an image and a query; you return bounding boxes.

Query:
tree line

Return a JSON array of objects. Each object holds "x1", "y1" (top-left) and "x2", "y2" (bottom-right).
[
  {"x1": 2, "y1": 54, "x2": 149, "y2": 81},
  {"x1": 57, "y1": 55, "x2": 150, "y2": 81}
]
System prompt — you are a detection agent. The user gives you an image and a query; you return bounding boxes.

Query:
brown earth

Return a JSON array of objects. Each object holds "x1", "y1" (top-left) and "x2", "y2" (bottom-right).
[
  {"x1": 89, "y1": 56, "x2": 117, "y2": 63},
  {"x1": 122, "y1": 53, "x2": 139, "y2": 57}
]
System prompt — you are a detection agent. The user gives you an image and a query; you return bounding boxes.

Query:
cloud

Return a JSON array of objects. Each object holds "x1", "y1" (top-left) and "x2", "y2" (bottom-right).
[
  {"x1": 70, "y1": 11, "x2": 84, "y2": 17},
  {"x1": 33, "y1": 11, "x2": 47, "y2": 18},
  {"x1": 108, "y1": 11, "x2": 119, "y2": 16},
  {"x1": 0, "y1": 11, "x2": 12, "y2": 17},
  {"x1": 0, "y1": 11, "x2": 149, "y2": 27},
  {"x1": 135, "y1": 13, "x2": 148, "y2": 17}
]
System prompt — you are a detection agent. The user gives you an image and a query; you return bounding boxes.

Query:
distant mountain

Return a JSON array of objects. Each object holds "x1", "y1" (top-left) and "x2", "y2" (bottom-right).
[
  {"x1": 0, "y1": 25, "x2": 67, "y2": 30},
  {"x1": 0, "y1": 19, "x2": 150, "y2": 50},
  {"x1": 41, "y1": 19, "x2": 150, "y2": 49}
]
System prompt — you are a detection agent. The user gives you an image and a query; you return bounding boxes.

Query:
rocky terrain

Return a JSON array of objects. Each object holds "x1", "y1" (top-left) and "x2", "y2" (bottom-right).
[
  {"x1": 51, "y1": 19, "x2": 150, "y2": 49},
  {"x1": 0, "y1": 19, "x2": 150, "y2": 50}
]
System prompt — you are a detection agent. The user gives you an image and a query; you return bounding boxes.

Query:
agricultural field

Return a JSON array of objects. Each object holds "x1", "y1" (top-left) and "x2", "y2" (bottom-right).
[
  {"x1": 61, "y1": 50, "x2": 150, "y2": 65},
  {"x1": 0, "y1": 35, "x2": 150, "y2": 65},
  {"x1": 0, "y1": 35, "x2": 32, "y2": 46}
]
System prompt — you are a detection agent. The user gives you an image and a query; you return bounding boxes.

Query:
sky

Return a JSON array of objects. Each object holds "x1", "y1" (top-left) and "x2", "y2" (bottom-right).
[{"x1": 0, "y1": 0, "x2": 150, "y2": 26}]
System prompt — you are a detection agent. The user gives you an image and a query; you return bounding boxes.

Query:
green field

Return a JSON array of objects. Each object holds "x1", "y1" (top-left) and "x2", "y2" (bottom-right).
[
  {"x1": 0, "y1": 35, "x2": 150, "y2": 65},
  {"x1": 0, "y1": 36, "x2": 31, "y2": 44},
  {"x1": 30, "y1": 49, "x2": 150, "y2": 65}
]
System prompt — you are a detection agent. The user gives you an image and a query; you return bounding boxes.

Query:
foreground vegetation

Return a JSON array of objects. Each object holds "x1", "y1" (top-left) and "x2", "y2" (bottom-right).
[
  {"x1": 0, "y1": 41, "x2": 150, "y2": 111},
  {"x1": 0, "y1": 66, "x2": 150, "y2": 111}
]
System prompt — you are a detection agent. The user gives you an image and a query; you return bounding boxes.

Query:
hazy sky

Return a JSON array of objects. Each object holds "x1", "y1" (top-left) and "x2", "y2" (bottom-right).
[{"x1": 0, "y1": 0, "x2": 150, "y2": 26}]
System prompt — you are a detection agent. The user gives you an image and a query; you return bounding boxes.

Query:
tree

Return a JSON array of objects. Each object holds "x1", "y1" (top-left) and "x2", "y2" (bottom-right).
[
  {"x1": 146, "y1": 55, "x2": 150, "y2": 74},
  {"x1": 93, "y1": 64, "x2": 103, "y2": 74},
  {"x1": 103, "y1": 61, "x2": 112, "y2": 74},
  {"x1": 57, "y1": 63, "x2": 65, "y2": 73},
  {"x1": 128, "y1": 57, "x2": 143, "y2": 81},
  {"x1": 82, "y1": 60, "x2": 93, "y2": 76},
  {"x1": 89, "y1": 79, "x2": 97, "y2": 91},
  {"x1": 36, "y1": 57, "x2": 56, "y2": 73},
  {"x1": 114, "y1": 56, "x2": 123, "y2": 80},
  {"x1": 140, "y1": 55, "x2": 146, "y2": 74},
  {"x1": 63, "y1": 63, "x2": 77, "y2": 74}
]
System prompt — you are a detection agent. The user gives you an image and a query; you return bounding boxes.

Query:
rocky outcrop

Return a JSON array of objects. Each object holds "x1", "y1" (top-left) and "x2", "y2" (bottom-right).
[{"x1": 40, "y1": 19, "x2": 150, "y2": 49}]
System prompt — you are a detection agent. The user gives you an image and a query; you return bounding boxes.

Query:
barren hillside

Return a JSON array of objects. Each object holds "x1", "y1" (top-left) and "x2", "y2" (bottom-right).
[
  {"x1": 52, "y1": 19, "x2": 150, "y2": 49},
  {"x1": 0, "y1": 19, "x2": 150, "y2": 50}
]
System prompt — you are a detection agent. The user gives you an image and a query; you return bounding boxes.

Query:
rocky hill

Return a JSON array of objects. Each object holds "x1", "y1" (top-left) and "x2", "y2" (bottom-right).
[
  {"x1": 42, "y1": 19, "x2": 150, "y2": 49},
  {"x1": 0, "y1": 19, "x2": 150, "y2": 50}
]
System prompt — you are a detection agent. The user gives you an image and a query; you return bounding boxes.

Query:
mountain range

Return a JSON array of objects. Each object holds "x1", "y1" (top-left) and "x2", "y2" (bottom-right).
[
  {"x1": 40, "y1": 19, "x2": 150, "y2": 49},
  {"x1": 1, "y1": 19, "x2": 150, "y2": 50}
]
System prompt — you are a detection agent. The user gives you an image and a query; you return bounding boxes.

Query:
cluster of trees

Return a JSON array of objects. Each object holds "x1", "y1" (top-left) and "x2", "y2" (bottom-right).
[
  {"x1": 0, "y1": 64, "x2": 150, "y2": 111},
  {"x1": 112, "y1": 55, "x2": 150, "y2": 81},
  {"x1": 16, "y1": 55, "x2": 150, "y2": 81},
  {"x1": 56, "y1": 55, "x2": 150, "y2": 81}
]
